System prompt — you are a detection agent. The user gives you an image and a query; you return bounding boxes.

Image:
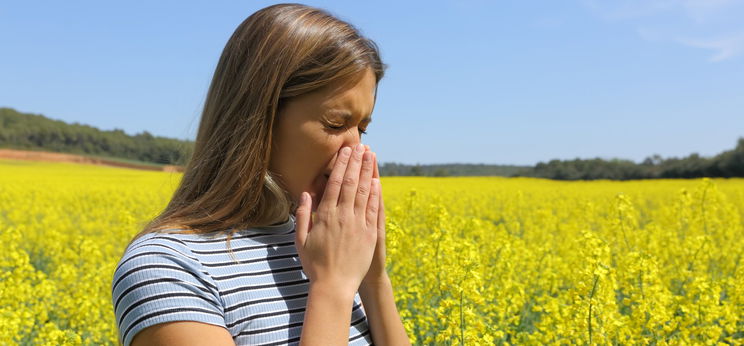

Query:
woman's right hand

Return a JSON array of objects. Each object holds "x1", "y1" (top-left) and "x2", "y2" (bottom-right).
[{"x1": 293, "y1": 143, "x2": 381, "y2": 297}]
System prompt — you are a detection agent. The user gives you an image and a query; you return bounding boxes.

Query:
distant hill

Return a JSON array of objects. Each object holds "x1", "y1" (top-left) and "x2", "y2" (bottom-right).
[{"x1": 0, "y1": 107, "x2": 193, "y2": 165}]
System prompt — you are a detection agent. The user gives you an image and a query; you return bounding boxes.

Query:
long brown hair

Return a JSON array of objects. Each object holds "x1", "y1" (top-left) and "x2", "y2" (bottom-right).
[{"x1": 130, "y1": 3, "x2": 386, "y2": 247}]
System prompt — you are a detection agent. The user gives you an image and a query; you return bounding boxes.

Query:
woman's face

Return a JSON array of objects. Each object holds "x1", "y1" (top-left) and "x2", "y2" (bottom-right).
[{"x1": 270, "y1": 68, "x2": 377, "y2": 212}]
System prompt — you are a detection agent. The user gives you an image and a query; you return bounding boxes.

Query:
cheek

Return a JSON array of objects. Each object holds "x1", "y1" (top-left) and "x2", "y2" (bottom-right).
[
  {"x1": 322, "y1": 138, "x2": 346, "y2": 168},
  {"x1": 276, "y1": 123, "x2": 346, "y2": 196},
  {"x1": 294, "y1": 130, "x2": 334, "y2": 180},
  {"x1": 302, "y1": 127, "x2": 341, "y2": 164}
]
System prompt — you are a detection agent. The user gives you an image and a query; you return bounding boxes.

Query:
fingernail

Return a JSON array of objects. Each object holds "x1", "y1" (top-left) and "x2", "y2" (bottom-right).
[
  {"x1": 341, "y1": 147, "x2": 351, "y2": 157},
  {"x1": 300, "y1": 192, "x2": 307, "y2": 204},
  {"x1": 355, "y1": 143, "x2": 364, "y2": 153}
]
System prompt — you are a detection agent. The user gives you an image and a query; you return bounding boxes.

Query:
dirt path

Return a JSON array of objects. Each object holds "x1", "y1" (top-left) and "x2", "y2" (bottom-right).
[{"x1": 0, "y1": 148, "x2": 183, "y2": 172}]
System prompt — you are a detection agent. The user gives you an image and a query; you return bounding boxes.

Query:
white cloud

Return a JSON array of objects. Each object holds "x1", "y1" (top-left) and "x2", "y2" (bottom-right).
[
  {"x1": 584, "y1": 0, "x2": 741, "y2": 20},
  {"x1": 682, "y1": 0, "x2": 740, "y2": 23},
  {"x1": 678, "y1": 33, "x2": 744, "y2": 62},
  {"x1": 583, "y1": 0, "x2": 744, "y2": 62},
  {"x1": 582, "y1": 0, "x2": 679, "y2": 20}
]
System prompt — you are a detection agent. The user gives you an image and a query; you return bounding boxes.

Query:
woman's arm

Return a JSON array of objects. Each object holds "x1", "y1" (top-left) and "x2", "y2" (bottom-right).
[
  {"x1": 300, "y1": 280, "x2": 356, "y2": 345},
  {"x1": 359, "y1": 275, "x2": 411, "y2": 346},
  {"x1": 130, "y1": 284, "x2": 357, "y2": 346},
  {"x1": 294, "y1": 145, "x2": 383, "y2": 345},
  {"x1": 131, "y1": 322, "x2": 235, "y2": 346},
  {"x1": 357, "y1": 148, "x2": 411, "y2": 345}
]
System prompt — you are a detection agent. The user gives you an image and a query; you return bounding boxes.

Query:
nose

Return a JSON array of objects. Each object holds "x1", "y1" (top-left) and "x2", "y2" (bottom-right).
[
  {"x1": 342, "y1": 127, "x2": 362, "y2": 149},
  {"x1": 330, "y1": 129, "x2": 363, "y2": 169}
]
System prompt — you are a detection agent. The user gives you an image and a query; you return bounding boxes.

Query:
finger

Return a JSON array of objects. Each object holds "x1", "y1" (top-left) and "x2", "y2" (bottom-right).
[
  {"x1": 338, "y1": 143, "x2": 365, "y2": 209},
  {"x1": 294, "y1": 192, "x2": 311, "y2": 247},
  {"x1": 354, "y1": 151, "x2": 375, "y2": 216},
  {"x1": 377, "y1": 178, "x2": 385, "y2": 232},
  {"x1": 364, "y1": 145, "x2": 379, "y2": 179},
  {"x1": 309, "y1": 210, "x2": 314, "y2": 230},
  {"x1": 319, "y1": 146, "x2": 352, "y2": 212},
  {"x1": 366, "y1": 178, "x2": 380, "y2": 229},
  {"x1": 372, "y1": 152, "x2": 379, "y2": 179}
]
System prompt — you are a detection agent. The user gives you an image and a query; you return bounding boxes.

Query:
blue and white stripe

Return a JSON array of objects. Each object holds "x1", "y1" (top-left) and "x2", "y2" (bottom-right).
[{"x1": 112, "y1": 215, "x2": 372, "y2": 346}]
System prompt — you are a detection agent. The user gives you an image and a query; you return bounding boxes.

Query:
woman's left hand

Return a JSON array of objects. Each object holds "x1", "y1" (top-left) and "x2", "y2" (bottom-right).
[{"x1": 360, "y1": 145, "x2": 389, "y2": 286}]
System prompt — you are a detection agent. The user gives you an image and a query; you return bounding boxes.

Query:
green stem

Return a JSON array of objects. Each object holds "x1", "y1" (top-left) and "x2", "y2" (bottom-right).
[
  {"x1": 588, "y1": 274, "x2": 600, "y2": 345},
  {"x1": 460, "y1": 290, "x2": 465, "y2": 345}
]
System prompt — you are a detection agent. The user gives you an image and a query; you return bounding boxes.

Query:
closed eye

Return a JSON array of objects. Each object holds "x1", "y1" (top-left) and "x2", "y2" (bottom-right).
[{"x1": 326, "y1": 124, "x2": 367, "y2": 135}]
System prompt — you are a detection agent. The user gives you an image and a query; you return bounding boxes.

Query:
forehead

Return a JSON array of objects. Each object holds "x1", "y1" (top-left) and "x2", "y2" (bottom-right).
[{"x1": 318, "y1": 69, "x2": 377, "y2": 121}]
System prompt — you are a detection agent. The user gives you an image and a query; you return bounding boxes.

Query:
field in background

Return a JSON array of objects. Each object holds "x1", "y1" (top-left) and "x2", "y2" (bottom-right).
[
  {"x1": 0, "y1": 149, "x2": 183, "y2": 172},
  {"x1": 1, "y1": 160, "x2": 742, "y2": 344}
]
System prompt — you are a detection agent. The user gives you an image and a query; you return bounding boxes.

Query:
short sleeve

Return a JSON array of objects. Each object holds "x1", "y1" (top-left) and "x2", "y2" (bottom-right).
[{"x1": 111, "y1": 234, "x2": 227, "y2": 346}]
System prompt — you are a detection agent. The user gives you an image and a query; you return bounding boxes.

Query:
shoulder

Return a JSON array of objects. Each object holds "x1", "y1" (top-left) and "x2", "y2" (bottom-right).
[
  {"x1": 112, "y1": 231, "x2": 228, "y2": 346},
  {"x1": 112, "y1": 232, "x2": 213, "y2": 290},
  {"x1": 116, "y1": 231, "x2": 206, "y2": 266}
]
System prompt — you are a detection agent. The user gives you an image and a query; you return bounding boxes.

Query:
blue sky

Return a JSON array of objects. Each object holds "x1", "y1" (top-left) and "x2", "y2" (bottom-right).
[{"x1": 1, "y1": 1, "x2": 743, "y2": 165}]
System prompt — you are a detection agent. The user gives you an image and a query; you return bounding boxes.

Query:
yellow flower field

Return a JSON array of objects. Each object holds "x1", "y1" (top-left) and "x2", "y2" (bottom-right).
[{"x1": 1, "y1": 160, "x2": 742, "y2": 345}]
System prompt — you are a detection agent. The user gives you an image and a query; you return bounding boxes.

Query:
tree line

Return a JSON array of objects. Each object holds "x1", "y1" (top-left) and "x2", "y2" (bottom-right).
[
  {"x1": 379, "y1": 139, "x2": 743, "y2": 179},
  {"x1": 379, "y1": 162, "x2": 528, "y2": 177},
  {"x1": 515, "y1": 138, "x2": 744, "y2": 180},
  {"x1": 2, "y1": 107, "x2": 741, "y2": 179},
  {"x1": 0, "y1": 107, "x2": 193, "y2": 165}
]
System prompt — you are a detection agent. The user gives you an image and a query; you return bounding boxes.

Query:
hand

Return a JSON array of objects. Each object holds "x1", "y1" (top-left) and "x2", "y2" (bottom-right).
[
  {"x1": 294, "y1": 144, "x2": 381, "y2": 296},
  {"x1": 361, "y1": 144, "x2": 388, "y2": 286}
]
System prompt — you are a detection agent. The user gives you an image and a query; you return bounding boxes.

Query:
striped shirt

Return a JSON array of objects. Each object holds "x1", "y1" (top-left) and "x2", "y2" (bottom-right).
[{"x1": 111, "y1": 214, "x2": 373, "y2": 346}]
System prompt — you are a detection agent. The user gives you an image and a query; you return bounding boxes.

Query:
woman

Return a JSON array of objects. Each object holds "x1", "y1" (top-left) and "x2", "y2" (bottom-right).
[{"x1": 111, "y1": 3, "x2": 410, "y2": 345}]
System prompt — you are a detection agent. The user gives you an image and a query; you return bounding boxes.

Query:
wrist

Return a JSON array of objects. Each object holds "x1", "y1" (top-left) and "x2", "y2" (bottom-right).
[
  {"x1": 309, "y1": 279, "x2": 358, "y2": 302},
  {"x1": 361, "y1": 271, "x2": 390, "y2": 286},
  {"x1": 359, "y1": 273, "x2": 392, "y2": 296}
]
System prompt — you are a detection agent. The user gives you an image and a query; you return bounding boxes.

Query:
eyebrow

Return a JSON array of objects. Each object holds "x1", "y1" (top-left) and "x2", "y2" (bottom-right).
[{"x1": 327, "y1": 109, "x2": 372, "y2": 123}]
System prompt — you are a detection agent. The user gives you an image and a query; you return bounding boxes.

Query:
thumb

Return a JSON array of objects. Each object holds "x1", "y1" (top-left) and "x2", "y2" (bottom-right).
[{"x1": 294, "y1": 192, "x2": 311, "y2": 247}]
